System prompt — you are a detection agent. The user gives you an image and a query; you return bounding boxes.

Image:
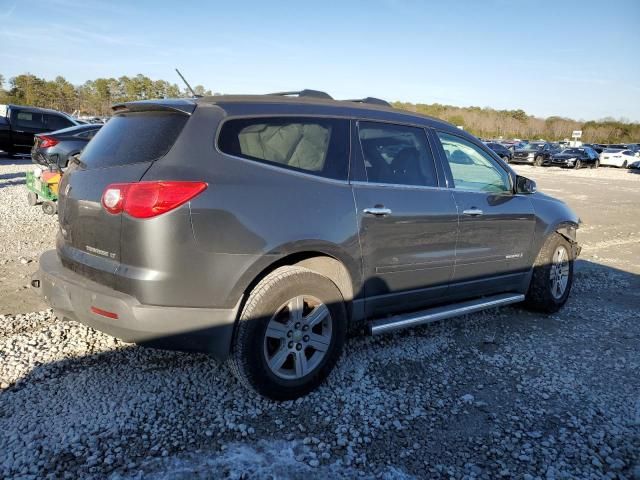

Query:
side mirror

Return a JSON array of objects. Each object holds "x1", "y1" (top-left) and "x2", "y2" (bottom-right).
[{"x1": 516, "y1": 175, "x2": 537, "y2": 194}]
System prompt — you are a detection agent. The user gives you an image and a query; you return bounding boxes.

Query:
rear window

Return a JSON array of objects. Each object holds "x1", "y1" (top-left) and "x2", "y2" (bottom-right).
[
  {"x1": 80, "y1": 111, "x2": 187, "y2": 168},
  {"x1": 218, "y1": 117, "x2": 350, "y2": 180}
]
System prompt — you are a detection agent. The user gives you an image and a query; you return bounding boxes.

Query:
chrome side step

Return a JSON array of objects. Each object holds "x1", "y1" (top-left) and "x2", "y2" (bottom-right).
[{"x1": 369, "y1": 293, "x2": 525, "y2": 335}]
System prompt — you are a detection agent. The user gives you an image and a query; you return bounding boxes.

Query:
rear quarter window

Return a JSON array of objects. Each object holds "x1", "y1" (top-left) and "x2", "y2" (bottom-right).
[
  {"x1": 218, "y1": 117, "x2": 350, "y2": 180},
  {"x1": 80, "y1": 111, "x2": 188, "y2": 168}
]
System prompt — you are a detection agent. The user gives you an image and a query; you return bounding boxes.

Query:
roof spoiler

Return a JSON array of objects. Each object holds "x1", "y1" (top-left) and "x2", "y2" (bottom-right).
[{"x1": 112, "y1": 99, "x2": 197, "y2": 115}]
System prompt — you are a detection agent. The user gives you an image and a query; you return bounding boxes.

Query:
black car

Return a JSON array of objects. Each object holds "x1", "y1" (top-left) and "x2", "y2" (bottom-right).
[
  {"x1": 31, "y1": 124, "x2": 102, "y2": 168},
  {"x1": 550, "y1": 147, "x2": 600, "y2": 169},
  {"x1": 32, "y1": 91, "x2": 580, "y2": 399},
  {"x1": 485, "y1": 142, "x2": 513, "y2": 162},
  {"x1": 0, "y1": 104, "x2": 80, "y2": 157},
  {"x1": 512, "y1": 142, "x2": 561, "y2": 166}
]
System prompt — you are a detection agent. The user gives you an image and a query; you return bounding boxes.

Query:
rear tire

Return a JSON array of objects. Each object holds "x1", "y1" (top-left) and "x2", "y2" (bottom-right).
[
  {"x1": 42, "y1": 201, "x2": 57, "y2": 215},
  {"x1": 524, "y1": 233, "x2": 574, "y2": 313},
  {"x1": 593, "y1": 159, "x2": 600, "y2": 169},
  {"x1": 502, "y1": 155, "x2": 511, "y2": 164},
  {"x1": 574, "y1": 159, "x2": 582, "y2": 169},
  {"x1": 622, "y1": 160, "x2": 628, "y2": 168},
  {"x1": 27, "y1": 191, "x2": 39, "y2": 206},
  {"x1": 228, "y1": 266, "x2": 347, "y2": 400}
]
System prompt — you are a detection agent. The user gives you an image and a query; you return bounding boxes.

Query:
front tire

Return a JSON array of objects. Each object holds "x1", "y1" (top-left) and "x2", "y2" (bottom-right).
[
  {"x1": 534, "y1": 156, "x2": 543, "y2": 166},
  {"x1": 524, "y1": 234, "x2": 574, "y2": 313},
  {"x1": 593, "y1": 159, "x2": 600, "y2": 169},
  {"x1": 574, "y1": 159, "x2": 582, "y2": 169},
  {"x1": 622, "y1": 160, "x2": 628, "y2": 168},
  {"x1": 228, "y1": 266, "x2": 347, "y2": 400}
]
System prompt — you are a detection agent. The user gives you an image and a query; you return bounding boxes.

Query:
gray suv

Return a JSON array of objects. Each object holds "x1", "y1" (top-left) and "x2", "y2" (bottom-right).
[{"x1": 33, "y1": 91, "x2": 580, "y2": 399}]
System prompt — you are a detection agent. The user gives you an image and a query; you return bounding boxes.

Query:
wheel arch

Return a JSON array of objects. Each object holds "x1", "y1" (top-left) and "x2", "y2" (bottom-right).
[
  {"x1": 243, "y1": 250, "x2": 358, "y2": 303},
  {"x1": 229, "y1": 245, "x2": 362, "y2": 331}
]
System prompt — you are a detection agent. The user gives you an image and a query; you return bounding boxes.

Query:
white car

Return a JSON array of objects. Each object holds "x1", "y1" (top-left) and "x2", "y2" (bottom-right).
[{"x1": 599, "y1": 148, "x2": 639, "y2": 168}]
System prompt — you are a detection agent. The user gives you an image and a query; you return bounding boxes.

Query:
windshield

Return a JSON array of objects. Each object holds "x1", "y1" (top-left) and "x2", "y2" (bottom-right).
[
  {"x1": 603, "y1": 148, "x2": 623, "y2": 153},
  {"x1": 561, "y1": 148, "x2": 583, "y2": 155},
  {"x1": 524, "y1": 143, "x2": 544, "y2": 150}
]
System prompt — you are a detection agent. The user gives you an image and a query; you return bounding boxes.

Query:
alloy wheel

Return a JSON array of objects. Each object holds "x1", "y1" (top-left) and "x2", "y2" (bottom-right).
[
  {"x1": 549, "y1": 246, "x2": 570, "y2": 300},
  {"x1": 263, "y1": 295, "x2": 333, "y2": 380}
]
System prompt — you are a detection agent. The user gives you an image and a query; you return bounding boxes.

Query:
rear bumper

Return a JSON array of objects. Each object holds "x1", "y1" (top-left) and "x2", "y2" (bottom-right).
[{"x1": 32, "y1": 250, "x2": 238, "y2": 359}]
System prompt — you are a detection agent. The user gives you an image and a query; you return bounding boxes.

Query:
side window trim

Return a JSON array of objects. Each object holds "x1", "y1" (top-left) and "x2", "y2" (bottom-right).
[
  {"x1": 354, "y1": 120, "x2": 442, "y2": 189},
  {"x1": 433, "y1": 129, "x2": 514, "y2": 194}
]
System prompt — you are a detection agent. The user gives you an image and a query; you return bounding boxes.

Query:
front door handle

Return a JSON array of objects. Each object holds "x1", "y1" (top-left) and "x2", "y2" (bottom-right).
[
  {"x1": 363, "y1": 207, "x2": 392, "y2": 217},
  {"x1": 463, "y1": 208, "x2": 483, "y2": 216}
]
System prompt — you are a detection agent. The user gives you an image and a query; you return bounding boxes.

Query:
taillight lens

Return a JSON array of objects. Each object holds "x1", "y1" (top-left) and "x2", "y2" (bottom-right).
[
  {"x1": 38, "y1": 135, "x2": 59, "y2": 148},
  {"x1": 101, "y1": 181, "x2": 207, "y2": 218}
]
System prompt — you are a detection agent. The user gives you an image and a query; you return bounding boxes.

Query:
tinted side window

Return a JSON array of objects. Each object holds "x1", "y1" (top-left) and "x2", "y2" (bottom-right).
[
  {"x1": 437, "y1": 132, "x2": 511, "y2": 193},
  {"x1": 357, "y1": 121, "x2": 437, "y2": 187},
  {"x1": 45, "y1": 114, "x2": 74, "y2": 131},
  {"x1": 218, "y1": 117, "x2": 349, "y2": 180},
  {"x1": 81, "y1": 112, "x2": 187, "y2": 168},
  {"x1": 75, "y1": 128, "x2": 100, "y2": 139},
  {"x1": 11, "y1": 110, "x2": 45, "y2": 129}
]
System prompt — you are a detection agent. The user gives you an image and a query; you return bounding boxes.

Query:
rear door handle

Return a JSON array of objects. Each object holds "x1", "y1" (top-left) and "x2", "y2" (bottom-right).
[
  {"x1": 463, "y1": 208, "x2": 483, "y2": 216},
  {"x1": 363, "y1": 207, "x2": 392, "y2": 217}
]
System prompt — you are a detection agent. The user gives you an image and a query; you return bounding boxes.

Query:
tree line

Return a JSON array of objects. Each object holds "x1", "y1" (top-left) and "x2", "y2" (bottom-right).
[
  {"x1": 0, "y1": 73, "x2": 212, "y2": 117},
  {"x1": 392, "y1": 102, "x2": 640, "y2": 144},
  {"x1": 0, "y1": 72, "x2": 637, "y2": 143}
]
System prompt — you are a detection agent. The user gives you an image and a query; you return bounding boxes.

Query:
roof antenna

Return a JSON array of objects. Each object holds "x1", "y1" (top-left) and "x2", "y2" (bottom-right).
[{"x1": 175, "y1": 68, "x2": 199, "y2": 98}]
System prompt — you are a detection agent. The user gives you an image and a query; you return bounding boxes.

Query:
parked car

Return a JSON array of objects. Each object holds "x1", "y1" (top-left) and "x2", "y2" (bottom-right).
[
  {"x1": 0, "y1": 104, "x2": 80, "y2": 157},
  {"x1": 501, "y1": 140, "x2": 527, "y2": 153},
  {"x1": 550, "y1": 147, "x2": 600, "y2": 168},
  {"x1": 32, "y1": 92, "x2": 580, "y2": 400},
  {"x1": 484, "y1": 142, "x2": 513, "y2": 162},
  {"x1": 600, "y1": 148, "x2": 638, "y2": 168},
  {"x1": 581, "y1": 143, "x2": 602, "y2": 155},
  {"x1": 31, "y1": 124, "x2": 102, "y2": 169},
  {"x1": 512, "y1": 142, "x2": 561, "y2": 166}
]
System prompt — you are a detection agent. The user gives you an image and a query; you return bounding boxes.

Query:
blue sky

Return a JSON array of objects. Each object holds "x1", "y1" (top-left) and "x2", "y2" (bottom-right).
[{"x1": 1, "y1": 0, "x2": 639, "y2": 121}]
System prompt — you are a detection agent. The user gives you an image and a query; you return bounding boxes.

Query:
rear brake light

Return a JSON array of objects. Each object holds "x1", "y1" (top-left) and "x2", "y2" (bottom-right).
[
  {"x1": 38, "y1": 135, "x2": 59, "y2": 149},
  {"x1": 101, "y1": 181, "x2": 207, "y2": 218}
]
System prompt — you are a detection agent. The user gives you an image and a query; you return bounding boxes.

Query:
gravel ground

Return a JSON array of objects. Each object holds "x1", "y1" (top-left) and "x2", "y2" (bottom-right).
[{"x1": 1, "y1": 156, "x2": 639, "y2": 479}]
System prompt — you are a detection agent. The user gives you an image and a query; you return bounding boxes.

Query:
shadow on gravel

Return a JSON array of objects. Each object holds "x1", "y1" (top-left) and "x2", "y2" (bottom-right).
[
  {"x1": 1, "y1": 260, "x2": 638, "y2": 478},
  {"x1": 0, "y1": 179, "x2": 25, "y2": 190},
  {"x1": 0, "y1": 172, "x2": 26, "y2": 181}
]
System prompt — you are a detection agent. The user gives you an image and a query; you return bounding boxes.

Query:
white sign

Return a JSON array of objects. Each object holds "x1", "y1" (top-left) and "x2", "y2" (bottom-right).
[{"x1": 572, "y1": 130, "x2": 582, "y2": 138}]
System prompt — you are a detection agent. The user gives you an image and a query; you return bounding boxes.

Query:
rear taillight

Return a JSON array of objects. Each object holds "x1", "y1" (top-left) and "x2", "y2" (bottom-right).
[
  {"x1": 101, "y1": 181, "x2": 207, "y2": 218},
  {"x1": 38, "y1": 135, "x2": 59, "y2": 149}
]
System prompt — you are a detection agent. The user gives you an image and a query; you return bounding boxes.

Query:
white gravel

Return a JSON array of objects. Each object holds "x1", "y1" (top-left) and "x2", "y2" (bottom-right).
[{"x1": 1, "y1": 157, "x2": 639, "y2": 479}]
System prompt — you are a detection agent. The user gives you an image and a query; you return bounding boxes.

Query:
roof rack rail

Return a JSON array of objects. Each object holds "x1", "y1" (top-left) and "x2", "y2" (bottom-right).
[
  {"x1": 345, "y1": 97, "x2": 392, "y2": 107},
  {"x1": 268, "y1": 89, "x2": 333, "y2": 100}
]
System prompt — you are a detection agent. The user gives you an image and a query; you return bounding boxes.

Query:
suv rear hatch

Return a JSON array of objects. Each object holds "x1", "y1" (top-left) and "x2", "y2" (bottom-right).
[{"x1": 57, "y1": 102, "x2": 193, "y2": 288}]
